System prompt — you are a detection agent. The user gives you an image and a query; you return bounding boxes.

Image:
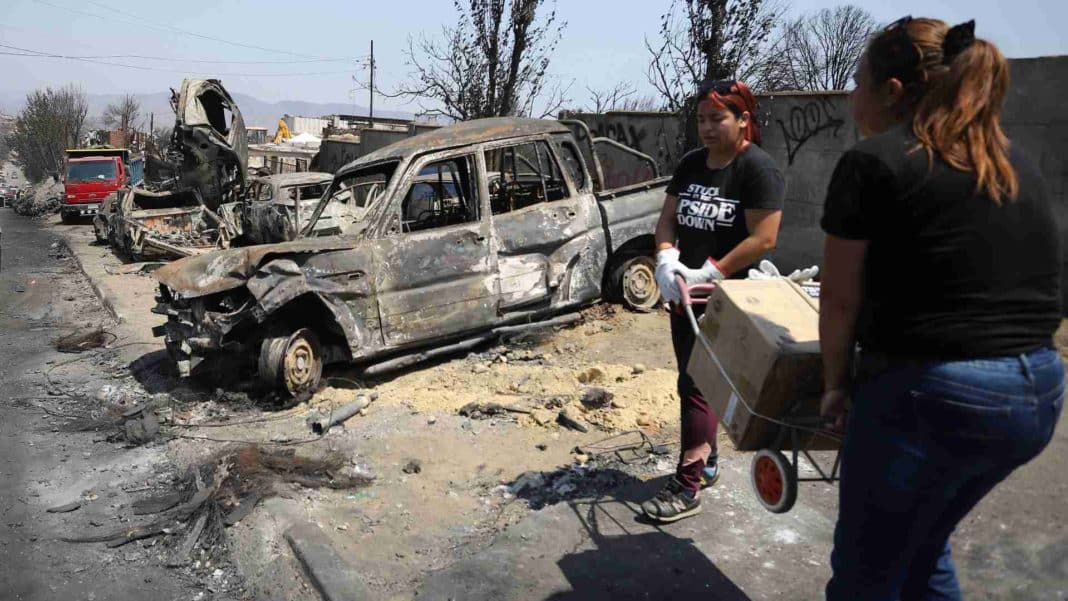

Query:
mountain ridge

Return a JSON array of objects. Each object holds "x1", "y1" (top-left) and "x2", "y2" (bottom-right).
[{"x1": 0, "y1": 88, "x2": 413, "y2": 130}]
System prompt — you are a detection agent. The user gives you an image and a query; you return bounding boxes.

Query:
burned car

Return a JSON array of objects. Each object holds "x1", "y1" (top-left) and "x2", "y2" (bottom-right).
[
  {"x1": 94, "y1": 187, "x2": 235, "y2": 261},
  {"x1": 95, "y1": 78, "x2": 247, "y2": 261},
  {"x1": 153, "y1": 117, "x2": 668, "y2": 396},
  {"x1": 224, "y1": 172, "x2": 333, "y2": 245}
]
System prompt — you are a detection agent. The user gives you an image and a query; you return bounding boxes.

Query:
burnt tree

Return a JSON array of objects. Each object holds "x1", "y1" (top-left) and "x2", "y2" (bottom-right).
[
  {"x1": 646, "y1": 0, "x2": 785, "y2": 149},
  {"x1": 5, "y1": 85, "x2": 89, "y2": 183},
  {"x1": 390, "y1": 0, "x2": 569, "y2": 120},
  {"x1": 583, "y1": 82, "x2": 662, "y2": 113},
  {"x1": 646, "y1": 0, "x2": 785, "y2": 111},
  {"x1": 102, "y1": 94, "x2": 142, "y2": 147},
  {"x1": 775, "y1": 5, "x2": 876, "y2": 91}
]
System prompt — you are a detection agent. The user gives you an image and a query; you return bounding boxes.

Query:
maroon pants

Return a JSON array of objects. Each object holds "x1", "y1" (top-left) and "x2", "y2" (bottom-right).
[{"x1": 670, "y1": 306, "x2": 719, "y2": 493}]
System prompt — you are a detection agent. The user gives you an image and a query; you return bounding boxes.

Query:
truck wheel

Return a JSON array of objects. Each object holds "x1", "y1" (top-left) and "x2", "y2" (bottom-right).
[
  {"x1": 610, "y1": 253, "x2": 660, "y2": 312},
  {"x1": 60, "y1": 211, "x2": 78, "y2": 224},
  {"x1": 258, "y1": 328, "x2": 323, "y2": 397}
]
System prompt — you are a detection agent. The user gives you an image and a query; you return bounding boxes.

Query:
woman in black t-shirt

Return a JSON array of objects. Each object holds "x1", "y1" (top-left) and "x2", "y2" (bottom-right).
[
  {"x1": 640, "y1": 80, "x2": 785, "y2": 523},
  {"x1": 820, "y1": 18, "x2": 1064, "y2": 600}
]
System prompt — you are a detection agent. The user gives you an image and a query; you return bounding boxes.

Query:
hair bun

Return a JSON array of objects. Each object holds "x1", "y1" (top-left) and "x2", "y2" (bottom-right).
[{"x1": 942, "y1": 20, "x2": 976, "y2": 64}]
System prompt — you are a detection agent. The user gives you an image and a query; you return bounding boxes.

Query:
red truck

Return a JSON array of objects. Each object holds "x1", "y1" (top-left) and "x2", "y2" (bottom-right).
[{"x1": 61, "y1": 148, "x2": 144, "y2": 223}]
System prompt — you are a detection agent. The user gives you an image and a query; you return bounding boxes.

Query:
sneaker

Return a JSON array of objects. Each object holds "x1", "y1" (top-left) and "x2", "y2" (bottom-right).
[
  {"x1": 641, "y1": 477, "x2": 701, "y2": 523},
  {"x1": 700, "y1": 462, "x2": 720, "y2": 489}
]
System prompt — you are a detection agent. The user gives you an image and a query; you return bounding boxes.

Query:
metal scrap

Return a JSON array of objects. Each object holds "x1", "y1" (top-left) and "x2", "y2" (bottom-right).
[{"x1": 94, "y1": 79, "x2": 247, "y2": 262}]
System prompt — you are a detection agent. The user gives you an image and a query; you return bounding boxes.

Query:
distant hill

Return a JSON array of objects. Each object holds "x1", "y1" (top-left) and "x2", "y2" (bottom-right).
[{"x1": 0, "y1": 88, "x2": 413, "y2": 130}]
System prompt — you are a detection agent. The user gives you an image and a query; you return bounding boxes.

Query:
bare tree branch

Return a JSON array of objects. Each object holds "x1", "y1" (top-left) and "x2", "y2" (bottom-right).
[
  {"x1": 646, "y1": 0, "x2": 787, "y2": 107},
  {"x1": 102, "y1": 93, "x2": 142, "y2": 147},
  {"x1": 5, "y1": 85, "x2": 88, "y2": 183},
  {"x1": 773, "y1": 5, "x2": 876, "y2": 91},
  {"x1": 391, "y1": 0, "x2": 568, "y2": 120}
]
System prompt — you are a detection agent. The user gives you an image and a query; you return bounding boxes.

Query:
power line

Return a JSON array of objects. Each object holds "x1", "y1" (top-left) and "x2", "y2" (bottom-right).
[
  {"x1": 0, "y1": 42, "x2": 354, "y2": 77},
  {"x1": 33, "y1": 0, "x2": 354, "y2": 61},
  {"x1": 0, "y1": 50, "x2": 368, "y2": 64}
]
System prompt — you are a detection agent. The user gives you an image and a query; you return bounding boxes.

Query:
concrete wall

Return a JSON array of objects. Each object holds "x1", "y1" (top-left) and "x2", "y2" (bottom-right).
[
  {"x1": 315, "y1": 125, "x2": 444, "y2": 174},
  {"x1": 569, "y1": 56, "x2": 1068, "y2": 308}
]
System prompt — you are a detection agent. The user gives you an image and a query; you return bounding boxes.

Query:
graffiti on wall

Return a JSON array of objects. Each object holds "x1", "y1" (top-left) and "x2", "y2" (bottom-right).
[
  {"x1": 776, "y1": 98, "x2": 845, "y2": 165},
  {"x1": 570, "y1": 113, "x2": 685, "y2": 175}
]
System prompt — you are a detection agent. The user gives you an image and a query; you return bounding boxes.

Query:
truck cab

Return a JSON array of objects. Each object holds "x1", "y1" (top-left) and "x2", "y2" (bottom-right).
[{"x1": 61, "y1": 148, "x2": 134, "y2": 223}]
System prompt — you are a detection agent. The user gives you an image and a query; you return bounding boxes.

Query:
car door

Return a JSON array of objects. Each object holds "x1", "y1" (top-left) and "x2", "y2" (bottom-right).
[
  {"x1": 373, "y1": 150, "x2": 497, "y2": 346},
  {"x1": 484, "y1": 137, "x2": 605, "y2": 312}
]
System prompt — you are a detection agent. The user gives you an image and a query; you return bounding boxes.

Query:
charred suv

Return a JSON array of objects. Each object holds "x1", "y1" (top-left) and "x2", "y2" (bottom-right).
[{"x1": 153, "y1": 117, "x2": 667, "y2": 395}]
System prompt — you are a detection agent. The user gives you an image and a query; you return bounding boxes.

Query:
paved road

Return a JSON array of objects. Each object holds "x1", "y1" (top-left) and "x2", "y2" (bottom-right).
[{"x1": 0, "y1": 211, "x2": 195, "y2": 600}]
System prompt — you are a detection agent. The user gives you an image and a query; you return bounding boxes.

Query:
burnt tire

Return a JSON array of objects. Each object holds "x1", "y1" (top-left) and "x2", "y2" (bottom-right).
[
  {"x1": 750, "y1": 449, "x2": 798, "y2": 514},
  {"x1": 609, "y1": 253, "x2": 660, "y2": 312},
  {"x1": 258, "y1": 328, "x2": 323, "y2": 398}
]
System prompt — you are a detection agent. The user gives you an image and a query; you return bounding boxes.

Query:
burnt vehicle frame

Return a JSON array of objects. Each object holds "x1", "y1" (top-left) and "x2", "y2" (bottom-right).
[
  {"x1": 94, "y1": 79, "x2": 247, "y2": 261},
  {"x1": 153, "y1": 118, "x2": 667, "y2": 396}
]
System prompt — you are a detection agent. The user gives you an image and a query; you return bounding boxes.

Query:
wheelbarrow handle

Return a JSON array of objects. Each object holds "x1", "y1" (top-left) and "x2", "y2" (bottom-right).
[{"x1": 676, "y1": 274, "x2": 718, "y2": 306}]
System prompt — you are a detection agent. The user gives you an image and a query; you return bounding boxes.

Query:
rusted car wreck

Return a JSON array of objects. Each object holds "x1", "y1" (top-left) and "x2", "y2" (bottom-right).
[
  {"x1": 222, "y1": 172, "x2": 334, "y2": 245},
  {"x1": 153, "y1": 117, "x2": 668, "y2": 395},
  {"x1": 94, "y1": 79, "x2": 247, "y2": 261}
]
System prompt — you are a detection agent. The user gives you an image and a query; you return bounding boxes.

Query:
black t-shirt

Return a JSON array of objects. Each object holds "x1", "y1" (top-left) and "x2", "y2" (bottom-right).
[
  {"x1": 822, "y1": 125, "x2": 1062, "y2": 358},
  {"x1": 667, "y1": 145, "x2": 785, "y2": 269}
]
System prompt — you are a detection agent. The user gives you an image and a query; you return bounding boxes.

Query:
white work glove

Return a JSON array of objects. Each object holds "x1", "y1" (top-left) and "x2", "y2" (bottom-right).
[
  {"x1": 746, "y1": 259, "x2": 782, "y2": 280},
  {"x1": 654, "y1": 248, "x2": 685, "y2": 304},
  {"x1": 747, "y1": 259, "x2": 820, "y2": 283},
  {"x1": 786, "y1": 265, "x2": 819, "y2": 283},
  {"x1": 675, "y1": 257, "x2": 726, "y2": 285}
]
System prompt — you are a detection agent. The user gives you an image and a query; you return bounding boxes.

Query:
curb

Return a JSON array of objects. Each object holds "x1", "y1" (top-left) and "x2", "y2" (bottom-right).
[
  {"x1": 285, "y1": 522, "x2": 372, "y2": 601},
  {"x1": 53, "y1": 230, "x2": 124, "y2": 323}
]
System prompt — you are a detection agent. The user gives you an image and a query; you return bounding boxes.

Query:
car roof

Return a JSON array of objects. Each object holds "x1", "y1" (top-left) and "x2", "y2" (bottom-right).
[
  {"x1": 338, "y1": 117, "x2": 569, "y2": 175},
  {"x1": 252, "y1": 172, "x2": 333, "y2": 187}
]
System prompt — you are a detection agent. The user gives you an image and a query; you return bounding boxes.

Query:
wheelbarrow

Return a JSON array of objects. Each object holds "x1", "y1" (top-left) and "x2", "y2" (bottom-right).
[{"x1": 676, "y1": 276, "x2": 842, "y2": 513}]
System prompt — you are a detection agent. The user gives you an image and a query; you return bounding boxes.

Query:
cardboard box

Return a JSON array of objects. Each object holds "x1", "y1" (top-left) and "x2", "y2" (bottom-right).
[{"x1": 687, "y1": 279, "x2": 833, "y2": 451}]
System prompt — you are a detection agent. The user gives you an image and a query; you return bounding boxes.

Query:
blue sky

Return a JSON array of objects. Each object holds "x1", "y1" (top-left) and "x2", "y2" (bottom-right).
[{"x1": 1, "y1": 0, "x2": 1065, "y2": 112}]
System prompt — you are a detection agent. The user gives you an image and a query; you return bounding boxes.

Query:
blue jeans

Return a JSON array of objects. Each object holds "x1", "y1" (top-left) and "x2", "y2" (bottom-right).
[{"x1": 826, "y1": 347, "x2": 1065, "y2": 601}]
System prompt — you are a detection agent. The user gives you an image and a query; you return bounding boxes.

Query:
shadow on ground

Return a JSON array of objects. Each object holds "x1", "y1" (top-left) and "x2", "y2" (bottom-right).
[{"x1": 546, "y1": 476, "x2": 752, "y2": 601}]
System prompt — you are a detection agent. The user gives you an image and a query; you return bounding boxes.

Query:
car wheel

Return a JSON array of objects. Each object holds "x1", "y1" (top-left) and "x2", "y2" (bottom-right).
[
  {"x1": 610, "y1": 253, "x2": 660, "y2": 312},
  {"x1": 258, "y1": 328, "x2": 323, "y2": 397}
]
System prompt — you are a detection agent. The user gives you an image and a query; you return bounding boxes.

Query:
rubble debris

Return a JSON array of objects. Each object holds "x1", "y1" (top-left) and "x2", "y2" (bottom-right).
[
  {"x1": 46, "y1": 501, "x2": 83, "y2": 514},
  {"x1": 557, "y1": 409, "x2": 589, "y2": 433},
  {"x1": 502, "y1": 464, "x2": 630, "y2": 510},
  {"x1": 222, "y1": 493, "x2": 262, "y2": 527},
  {"x1": 60, "y1": 445, "x2": 372, "y2": 556},
  {"x1": 580, "y1": 386, "x2": 614, "y2": 409},
  {"x1": 632, "y1": 363, "x2": 647, "y2": 375},
  {"x1": 123, "y1": 408, "x2": 160, "y2": 444},
  {"x1": 12, "y1": 180, "x2": 62, "y2": 217},
  {"x1": 53, "y1": 326, "x2": 114, "y2": 353},
  {"x1": 309, "y1": 394, "x2": 375, "y2": 435},
  {"x1": 573, "y1": 430, "x2": 669, "y2": 464},
  {"x1": 131, "y1": 492, "x2": 181, "y2": 515},
  {"x1": 529, "y1": 408, "x2": 555, "y2": 427},
  {"x1": 509, "y1": 472, "x2": 545, "y2": 495},
  {"x1": 401, "y1": 459, "x2": 422, "y2": 475},
  {"x1": 576, "y1": 366, "x2": 607, "y2": 384},
  {"x1": 458, "y1": 402, "x2": 531, "y2": 420}
]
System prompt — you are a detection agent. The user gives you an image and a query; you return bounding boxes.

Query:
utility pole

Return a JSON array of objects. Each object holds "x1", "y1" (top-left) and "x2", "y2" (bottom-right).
[{"x1": 369, "y1": 39, "x2": 375, "y2": 128}]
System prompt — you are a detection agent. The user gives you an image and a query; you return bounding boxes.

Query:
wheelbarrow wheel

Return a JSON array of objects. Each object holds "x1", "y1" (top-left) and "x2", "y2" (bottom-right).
[{"x1": 750, "y1": 449, "x2": 797, "y2": 514}]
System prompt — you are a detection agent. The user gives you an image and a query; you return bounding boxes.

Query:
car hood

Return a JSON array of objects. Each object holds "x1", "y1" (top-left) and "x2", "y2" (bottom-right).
[{"x1": 156, "y1": 237, "x2": 356, "y2": 298}]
